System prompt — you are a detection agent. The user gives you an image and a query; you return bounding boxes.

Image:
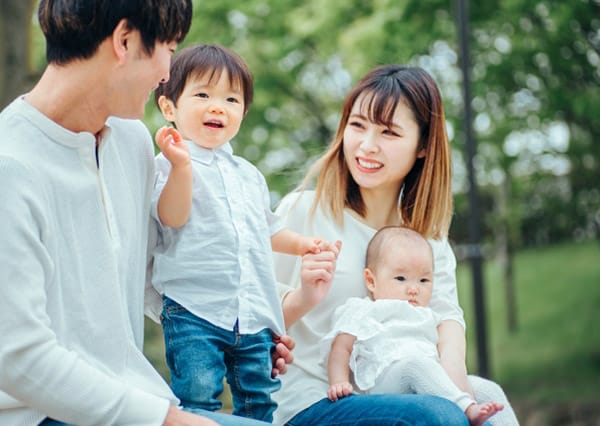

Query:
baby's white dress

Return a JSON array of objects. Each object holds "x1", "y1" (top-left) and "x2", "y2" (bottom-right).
[{"x1": 321, "y1": 297, "x2": 441, "y2": 391}]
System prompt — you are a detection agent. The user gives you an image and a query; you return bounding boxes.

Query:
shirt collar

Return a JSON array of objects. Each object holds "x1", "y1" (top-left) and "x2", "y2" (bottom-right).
[{"x1": 185, "y1": 140, "x2": 234, "y2": 165}]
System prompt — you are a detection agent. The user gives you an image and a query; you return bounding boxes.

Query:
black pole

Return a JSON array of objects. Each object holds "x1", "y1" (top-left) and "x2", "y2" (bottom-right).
[{"x1": 456, "y1": 0, "x2": 490, "y2": 378}]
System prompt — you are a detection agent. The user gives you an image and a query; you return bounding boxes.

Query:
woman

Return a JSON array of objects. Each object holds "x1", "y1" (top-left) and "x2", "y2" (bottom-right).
[{"x1": 273, "y1": 65, "x2": 518, "y2": 425}]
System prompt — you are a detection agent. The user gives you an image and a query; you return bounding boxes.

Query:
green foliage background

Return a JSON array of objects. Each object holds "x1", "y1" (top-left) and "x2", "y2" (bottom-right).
[
  {"x1": 10, "y1": 0, "x2": 600, "y2": 423},
  {"x1": 143, "y1": 0, "x2": 600, "y2": 250}
]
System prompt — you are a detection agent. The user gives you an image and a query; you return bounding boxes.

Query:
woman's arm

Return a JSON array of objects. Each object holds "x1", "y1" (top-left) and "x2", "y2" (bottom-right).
[{"x1": 437, "y1": 319, "x2": 475, "y2": 397}]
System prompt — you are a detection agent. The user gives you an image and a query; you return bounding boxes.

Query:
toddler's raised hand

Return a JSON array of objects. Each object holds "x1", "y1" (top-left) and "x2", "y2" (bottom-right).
[{"x1": 155, "y1": 126, "x2": 189, "y2": 168}]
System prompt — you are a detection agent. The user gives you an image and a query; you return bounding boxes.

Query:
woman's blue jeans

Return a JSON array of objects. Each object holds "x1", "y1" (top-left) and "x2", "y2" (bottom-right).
[
  {"x1": 161, "y1": 296, "x2": 280, "y2": 422},
  {"x1": 285, "y1": 394, "x2": 469, "y2": 426},
  {"x1": 39, "y1": 382, "x2": 469, "y2": 426}
]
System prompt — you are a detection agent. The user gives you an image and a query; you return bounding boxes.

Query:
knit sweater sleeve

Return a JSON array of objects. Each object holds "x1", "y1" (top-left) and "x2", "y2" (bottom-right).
[{"x1": 0, "y1": 157, "x2": 169, "y2": 425}]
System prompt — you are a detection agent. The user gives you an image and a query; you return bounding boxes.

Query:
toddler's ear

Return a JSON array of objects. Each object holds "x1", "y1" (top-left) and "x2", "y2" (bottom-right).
[{"x1": 157, "y1": 95, "x2": 176, "y2": 122}]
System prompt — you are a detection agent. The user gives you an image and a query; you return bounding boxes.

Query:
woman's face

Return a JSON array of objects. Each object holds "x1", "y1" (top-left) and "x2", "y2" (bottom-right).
[{"x1": 342, "y1": 93, "x2": 424, "y2": 197}]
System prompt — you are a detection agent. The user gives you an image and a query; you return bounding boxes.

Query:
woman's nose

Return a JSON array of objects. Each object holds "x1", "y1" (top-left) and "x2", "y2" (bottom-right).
[{"x1": 360, "y1": 130, "x2": 379, "y2": 152}]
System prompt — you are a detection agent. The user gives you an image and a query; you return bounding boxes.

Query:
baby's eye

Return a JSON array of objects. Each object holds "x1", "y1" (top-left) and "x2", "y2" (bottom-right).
[
  {"x1": 420, "y1": 278, "x2": 431, "y2": 284},
  {"x1": 227, "y1": 97, "x2": 240, "y2": 103},
  {"x1": 195, "y1": 92, "x2": 208, "y2": 98},
  {"x1": 394, "y1": 276, "x2": 406, "y2": 282}
]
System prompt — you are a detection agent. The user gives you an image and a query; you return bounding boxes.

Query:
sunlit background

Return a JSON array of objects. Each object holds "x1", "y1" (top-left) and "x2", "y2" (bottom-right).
[{"x1": 2, "y1": 1, "x2": 599, "y2": 424}]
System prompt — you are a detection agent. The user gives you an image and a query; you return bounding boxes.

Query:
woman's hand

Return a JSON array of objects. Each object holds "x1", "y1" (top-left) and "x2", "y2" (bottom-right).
[
  {"x1": 282, "y1": 240, "x2": 341, "y2": 328},
  {"x1": 299, "y1": 240, "x2": 342, "y2": 307}
]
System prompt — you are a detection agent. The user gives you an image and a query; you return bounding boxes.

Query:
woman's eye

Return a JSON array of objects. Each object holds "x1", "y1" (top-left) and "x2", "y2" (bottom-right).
[
  {"x1": 349, "y1": 121, "x2": 365, "y2": 129},
  {"x1": 383, "y1": 129, "x2": 400, "y2": 137}
]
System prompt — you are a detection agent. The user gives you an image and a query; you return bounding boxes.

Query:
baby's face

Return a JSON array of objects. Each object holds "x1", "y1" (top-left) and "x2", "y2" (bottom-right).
[
  {"x1": 171, "y1": 70, "x2": 245, "y2": 149},
  {"x1": 365, "y1": 242, "x2": 433, "y2": 307}
]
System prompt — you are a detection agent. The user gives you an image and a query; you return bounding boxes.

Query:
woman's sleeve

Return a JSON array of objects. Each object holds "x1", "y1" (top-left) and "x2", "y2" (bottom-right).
[{"x1": 429, "y1": 238, "x2": 466, "y2": 330}]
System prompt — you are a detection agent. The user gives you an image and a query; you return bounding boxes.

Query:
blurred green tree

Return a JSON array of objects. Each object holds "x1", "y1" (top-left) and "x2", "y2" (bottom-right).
[{"x1": 0, "y1": 0, "x2": 38, "y2": 109}]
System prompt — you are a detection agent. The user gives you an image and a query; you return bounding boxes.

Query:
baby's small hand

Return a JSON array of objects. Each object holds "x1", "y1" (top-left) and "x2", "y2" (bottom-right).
[{"x1": 327, "y1": 382, "x2": 353, "y2": 402}]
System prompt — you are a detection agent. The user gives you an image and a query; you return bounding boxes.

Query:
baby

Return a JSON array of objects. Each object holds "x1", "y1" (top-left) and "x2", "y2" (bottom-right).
[{"x1": 322, "y1": 226, "x2": 503, "y2": 426}]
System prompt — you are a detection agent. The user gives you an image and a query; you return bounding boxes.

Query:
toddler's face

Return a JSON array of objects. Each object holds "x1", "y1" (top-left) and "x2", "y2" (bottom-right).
[
  {"x1": 168, "y1": 70, "x2": 245, "y2": 149},
  {"x1": 365, "y1": 240, "x2": 433, "y2": 307}
]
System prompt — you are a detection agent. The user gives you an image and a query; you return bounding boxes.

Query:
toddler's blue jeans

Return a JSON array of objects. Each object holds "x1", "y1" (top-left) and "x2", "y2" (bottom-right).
[{"x1": 161, "y1": 296, "x2": 280, "y2": 423}]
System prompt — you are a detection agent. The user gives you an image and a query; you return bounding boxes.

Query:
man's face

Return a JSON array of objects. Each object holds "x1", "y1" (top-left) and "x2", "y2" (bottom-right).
[{"x1": 114, "y1": 32, "x2": 176, "y2": 119}]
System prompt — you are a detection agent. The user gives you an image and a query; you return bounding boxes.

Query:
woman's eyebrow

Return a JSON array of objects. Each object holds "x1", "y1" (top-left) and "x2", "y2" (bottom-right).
[{"x1": 349, "y1": 113, "x2": 367, "y2": 120}]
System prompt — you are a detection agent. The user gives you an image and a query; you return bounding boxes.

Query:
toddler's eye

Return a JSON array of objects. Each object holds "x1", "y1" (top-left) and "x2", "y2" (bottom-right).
[
  {"x1": 195, "y1": 93, "x2": 208, "y2": 98},
  {"x1": 227, "y1": 97, "x2": 240, "y2": 103},
  {"x1": 394, "y1": 276, "x2": 406, "y2": 282}
]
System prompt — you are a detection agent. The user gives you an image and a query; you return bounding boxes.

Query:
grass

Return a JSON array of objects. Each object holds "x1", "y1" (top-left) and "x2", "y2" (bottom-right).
[
  {"x1": 457, "y1": 240, "x2": 600, "y2": 410},
  {"x1": 144, "y1": 239, "x2": 600, "y2": 420}
]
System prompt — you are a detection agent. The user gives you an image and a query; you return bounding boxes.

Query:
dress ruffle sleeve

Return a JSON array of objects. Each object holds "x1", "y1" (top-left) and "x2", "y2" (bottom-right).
[{"x1": 319, "y1": 297, "x2": 383, "y2": 363}]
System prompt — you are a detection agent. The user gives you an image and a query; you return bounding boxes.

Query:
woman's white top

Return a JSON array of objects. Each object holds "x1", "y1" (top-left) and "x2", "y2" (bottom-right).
[
  {"x1": 272, "y1": 190, "x2": 464, "y2": 424},
  {"x1": 321, "y1": 297, "x2": 441, "y2": 391}
]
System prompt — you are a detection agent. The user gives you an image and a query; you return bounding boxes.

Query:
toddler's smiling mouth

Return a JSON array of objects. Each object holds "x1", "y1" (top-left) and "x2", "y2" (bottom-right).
[{"x1": 204, "y1": 120, "x2": 224, "y2": 128}]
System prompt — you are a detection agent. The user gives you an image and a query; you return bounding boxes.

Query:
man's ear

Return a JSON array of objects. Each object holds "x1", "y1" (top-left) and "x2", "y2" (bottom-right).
[
  {"x1": 364, "y1": 268, "x2": 376, "y2": 293},
  {"x1": 112, "y1": 19, "x2": 133, "y2": 63},
  {"x1": 158, "y1": 95, "x2": 176, "y2": 121}
]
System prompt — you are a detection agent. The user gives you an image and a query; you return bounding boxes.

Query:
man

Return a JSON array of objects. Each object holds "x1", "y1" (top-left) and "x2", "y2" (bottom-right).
[{"x1": 0, "y1": 1, "x2": 291, "y2": 425}]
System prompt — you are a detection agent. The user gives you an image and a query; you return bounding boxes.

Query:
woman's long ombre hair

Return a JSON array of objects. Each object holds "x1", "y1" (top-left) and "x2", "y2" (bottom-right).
[{"x1": 303, "y1": 64, "x2": 453, "y2": 239}]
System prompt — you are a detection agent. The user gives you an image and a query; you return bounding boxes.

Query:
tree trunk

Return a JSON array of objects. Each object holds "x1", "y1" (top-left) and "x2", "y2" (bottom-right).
[{"x1": 0, "y1": 0, "x2": 38, "y2": 109}]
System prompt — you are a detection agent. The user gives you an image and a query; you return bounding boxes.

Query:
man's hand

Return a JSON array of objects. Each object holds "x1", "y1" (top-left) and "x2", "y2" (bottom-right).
[
  {"x1": 271, "y1": 334, "x2": 295, "y2": 378},
  {"x1": 163, "y1": 406, "x2": 219, "y2": 426}
]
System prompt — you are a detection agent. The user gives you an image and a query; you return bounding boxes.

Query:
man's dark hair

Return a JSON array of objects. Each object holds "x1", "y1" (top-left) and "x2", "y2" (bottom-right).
[
  {"x1": 38, "y1": 0, "x2": 192, "y2": 65},
  {"x1": 155, "y1": 44, "x2": 254, "y2": 116}
]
